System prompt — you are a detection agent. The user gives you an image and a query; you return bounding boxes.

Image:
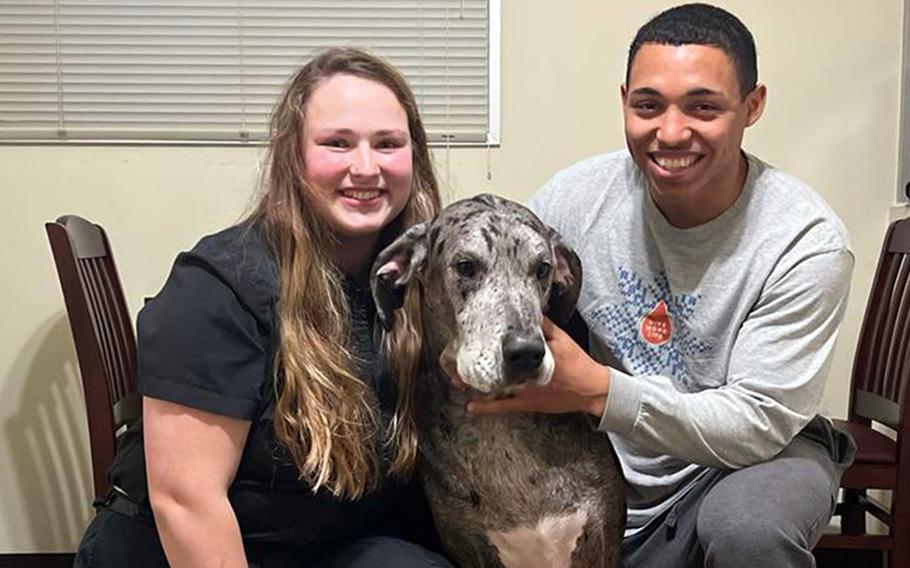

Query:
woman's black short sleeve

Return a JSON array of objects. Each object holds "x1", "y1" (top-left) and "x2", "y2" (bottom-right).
[{"x1": 137, "y1": 225, "x2": 277, "y2": 420}]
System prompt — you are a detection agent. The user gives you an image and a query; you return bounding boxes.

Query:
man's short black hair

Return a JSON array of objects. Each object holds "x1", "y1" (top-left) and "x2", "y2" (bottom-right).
[{"x1": 626, "y1": 3, "x2": 757, "y2": 99}]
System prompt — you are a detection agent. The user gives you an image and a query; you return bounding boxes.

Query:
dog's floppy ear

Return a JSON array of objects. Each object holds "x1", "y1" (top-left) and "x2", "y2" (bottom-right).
[
  {"x1": 370, "y1": 221, "x2": 430, "y2": 330},
  {"x1": 545, "y1": 228, "x2": 583, "y2": 327}
]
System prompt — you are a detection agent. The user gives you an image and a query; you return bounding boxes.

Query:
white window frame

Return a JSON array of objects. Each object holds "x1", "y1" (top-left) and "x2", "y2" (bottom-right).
[
  {"x1": 486, "y1": 0, "x2": 500, "y2": 146},
  {"x1": 899, "y1": 0, "x2": 910, "y2": 202}
]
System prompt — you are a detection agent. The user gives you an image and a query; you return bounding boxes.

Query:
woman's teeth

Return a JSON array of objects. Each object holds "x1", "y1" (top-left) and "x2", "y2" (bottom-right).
[{"x1": 342, "y1": 190, "x2": 380, "y2": 200}]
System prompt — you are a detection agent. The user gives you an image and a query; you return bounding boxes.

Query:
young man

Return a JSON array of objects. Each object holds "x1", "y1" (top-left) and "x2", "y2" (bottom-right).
[{"x1": 469, "y1": 4, "x2": 856, "y2": 566}]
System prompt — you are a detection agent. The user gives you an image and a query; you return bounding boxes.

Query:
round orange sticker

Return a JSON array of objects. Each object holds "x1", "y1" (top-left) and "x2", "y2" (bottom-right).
[{"x1": 640, "y1": 299, "x2": 672, "y2": 345}]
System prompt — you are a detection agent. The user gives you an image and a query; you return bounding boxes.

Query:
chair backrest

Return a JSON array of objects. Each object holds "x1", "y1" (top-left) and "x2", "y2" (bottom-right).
[
  {"x1": 849, "y1": 217, "x2": 910, "y2": 434},
  {"x1": 45, "y1": 215, "x2": 139, "y2": 500}
]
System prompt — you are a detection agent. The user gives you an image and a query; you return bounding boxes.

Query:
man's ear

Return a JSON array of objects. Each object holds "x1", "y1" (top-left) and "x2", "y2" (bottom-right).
[
  {"x1": 370, "y1": 221, "x2": 430, "y2": 330},
  {"x1": 545, "y1": 228, "x2": 583, "y2": 327},
  {"x1": 745, "y1": 83, "x2": 767, "y2": 127}
]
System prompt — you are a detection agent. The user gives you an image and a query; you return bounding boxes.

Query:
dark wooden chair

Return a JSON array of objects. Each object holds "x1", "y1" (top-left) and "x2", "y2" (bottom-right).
[
  {"x1": 45, "y1": 215, "x2": 140, "y2": 502},
  {"x1": 816, "y1": 217, "x2": 910, "y2": 568}
]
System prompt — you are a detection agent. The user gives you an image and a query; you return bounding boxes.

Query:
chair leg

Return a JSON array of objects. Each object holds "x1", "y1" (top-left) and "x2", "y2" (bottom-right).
[
  {"x1": 837, "y1": 549, "x2": 884, "y2": 568},
  {"x1": 889, "y1": 492, "x2": 908, "y2": 568},
  {"x1": 864, "y1": 550, "x2": 885, "y2": 568},
  {"x1": 842, "y1": 489, "x2": 867, "y2": 535},
  {"x1": 890, "y1": 527, "x2": 908, "y2": 568}
]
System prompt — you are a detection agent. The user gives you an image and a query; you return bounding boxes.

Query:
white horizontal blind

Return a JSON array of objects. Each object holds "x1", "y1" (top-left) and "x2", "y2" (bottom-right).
[{"x1": 0, "y1": 0, "x2": 490, "y2": 143}]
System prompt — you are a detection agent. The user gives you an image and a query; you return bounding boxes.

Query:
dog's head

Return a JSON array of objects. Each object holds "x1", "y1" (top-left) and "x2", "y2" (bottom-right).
[{"x1": 370, "y1": 193, "x2": 582, "y2": 394}]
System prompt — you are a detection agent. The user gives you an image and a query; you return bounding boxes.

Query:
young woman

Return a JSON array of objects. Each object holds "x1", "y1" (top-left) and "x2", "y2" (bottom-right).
[{"x1": 74, "y1": 47, "x2": 450, "y2": 568}]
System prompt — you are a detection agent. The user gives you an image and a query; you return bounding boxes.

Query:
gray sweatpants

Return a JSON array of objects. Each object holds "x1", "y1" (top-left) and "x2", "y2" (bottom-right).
[{"x1": 621, "y1": 416, "x2": 855, "y2": 568}]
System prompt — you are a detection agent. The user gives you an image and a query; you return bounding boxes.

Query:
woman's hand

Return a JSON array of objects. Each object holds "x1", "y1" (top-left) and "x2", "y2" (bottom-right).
[{"x1": 466, "y1": 317, "x2": 611, "y2": 417}]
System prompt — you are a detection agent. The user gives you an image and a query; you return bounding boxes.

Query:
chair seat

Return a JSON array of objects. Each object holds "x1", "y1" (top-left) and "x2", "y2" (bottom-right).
[{"x1": 832, "y1": 419, "x2": 896, "y2": 464}]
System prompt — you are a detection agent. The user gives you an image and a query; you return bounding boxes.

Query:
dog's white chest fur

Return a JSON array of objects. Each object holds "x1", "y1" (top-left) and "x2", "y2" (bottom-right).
[{"x1": 487, "y1": 508, "x2": 589, "y2": 568}]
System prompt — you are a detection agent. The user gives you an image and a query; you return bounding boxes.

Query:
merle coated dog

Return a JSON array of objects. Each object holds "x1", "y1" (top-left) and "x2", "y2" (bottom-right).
[{"x1": 371, "y1": 194, "x2": 625, "y2": 568}]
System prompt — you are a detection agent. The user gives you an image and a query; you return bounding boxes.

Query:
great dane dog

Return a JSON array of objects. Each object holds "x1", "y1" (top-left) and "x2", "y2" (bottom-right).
[{"x1": 371, "y1": 194, "x2": 625, "y2": 568}]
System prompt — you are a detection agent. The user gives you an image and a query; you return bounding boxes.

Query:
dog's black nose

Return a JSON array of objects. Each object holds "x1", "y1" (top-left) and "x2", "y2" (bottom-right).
[{"x1": 501, "y1": 331, "x2": 546, "y2": 381}]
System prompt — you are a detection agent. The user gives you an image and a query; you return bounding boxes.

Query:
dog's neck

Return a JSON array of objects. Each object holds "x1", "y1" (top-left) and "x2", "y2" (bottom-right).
[
  {"x1": 418, "y1": 309, "x2": 470, "y2": 399},
  {"x1": 420, "y1": 298, "x2": 455, "y2": 361}
]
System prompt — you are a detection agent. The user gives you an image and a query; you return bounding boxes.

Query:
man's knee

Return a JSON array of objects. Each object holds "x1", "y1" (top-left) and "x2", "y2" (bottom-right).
[
  {"x1": 695, "y1": 438, "x2": 839, "y2": 566},
  {"x1": 697, "y1": 495, "x2": 803, "y2": 559}
]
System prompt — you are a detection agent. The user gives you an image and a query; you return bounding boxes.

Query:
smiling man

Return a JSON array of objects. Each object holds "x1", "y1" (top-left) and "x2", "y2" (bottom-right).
[{"x1": 468, "y1": 4, "x2": 856, "y2": 567}]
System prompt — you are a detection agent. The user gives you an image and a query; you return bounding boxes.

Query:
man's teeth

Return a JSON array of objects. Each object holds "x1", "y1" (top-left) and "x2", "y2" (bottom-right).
[
  {"x1": 655, "y1": 156, "x2": 698, "y2": 171},
  {"x1": 342, "y1": 190, "x2": 380, "y2": 200}
]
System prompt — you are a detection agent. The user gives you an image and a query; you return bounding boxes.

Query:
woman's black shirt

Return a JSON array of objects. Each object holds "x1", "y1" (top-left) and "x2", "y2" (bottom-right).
[{"x1": 107, "y1": 223, "x2": 435, "y2": 564}]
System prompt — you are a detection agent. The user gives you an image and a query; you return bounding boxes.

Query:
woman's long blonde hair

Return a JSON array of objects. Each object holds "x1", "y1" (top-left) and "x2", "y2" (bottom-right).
[{"x1": 249, "y1": 47, "x2": 440, "y2": 499}]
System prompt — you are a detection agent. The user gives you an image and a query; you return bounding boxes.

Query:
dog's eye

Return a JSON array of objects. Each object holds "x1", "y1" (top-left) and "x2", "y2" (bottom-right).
[
  {"x1": 455, "y1": 260, "x2": 476, "y2": 278},
  {"x1": 536, "y1": 262, "x2": 552, "y2": 280}
]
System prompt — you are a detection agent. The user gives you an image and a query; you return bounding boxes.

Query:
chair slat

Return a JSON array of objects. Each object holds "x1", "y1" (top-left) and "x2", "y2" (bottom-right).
[
  {"x1": 860, "y1": 254, "x2": 898, "y2": 394},
  {"x1": 99, "y1": 258, "x2": 135, "y2": 401},
  {"x1": 887, "y1": 255, "x2": 910, "y2": 403},
  {"x1": 92, "y1": 259, "x2": 125, "y2": 391},
  {"x1": 881, "y1": 255, "x2": 909, "y2": 402},
  {"x1": 81, "y1": 258, "x2": 119, "y2": 407},
  {"x1": 79, "y1": 260, "x2": 113, "y2": 389}
]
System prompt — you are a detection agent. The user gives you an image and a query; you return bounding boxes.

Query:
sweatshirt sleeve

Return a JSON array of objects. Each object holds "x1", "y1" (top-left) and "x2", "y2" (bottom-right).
[
  {"x1": 597, "y1": 246, "x2": 854, "y2": 469},
  {"x1": 528, "y1": 169, "x2": 573, "y2": 242}
]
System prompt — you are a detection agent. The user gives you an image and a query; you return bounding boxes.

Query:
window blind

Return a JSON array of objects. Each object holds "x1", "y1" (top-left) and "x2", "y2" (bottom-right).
[{"x1": 0, "y1": 0, "x2": 492, "y2": 143}]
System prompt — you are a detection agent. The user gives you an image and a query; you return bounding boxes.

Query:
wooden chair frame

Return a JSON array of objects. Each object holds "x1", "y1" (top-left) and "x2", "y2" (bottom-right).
[
  {"x1": 45, "y1": 215, "x2": 139, "y2": 501},
  {"x1": 817, "y1": 217, "x2": 910, "y2": 567}
]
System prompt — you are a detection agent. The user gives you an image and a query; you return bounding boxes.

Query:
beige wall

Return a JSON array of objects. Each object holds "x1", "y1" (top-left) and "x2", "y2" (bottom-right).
[{"x1": 0, "y1": 0, "x2": 904, "y2": 553}]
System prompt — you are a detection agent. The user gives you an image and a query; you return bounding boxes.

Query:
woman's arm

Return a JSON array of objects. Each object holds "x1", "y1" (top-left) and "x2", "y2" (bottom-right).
[{"x1": 144, "y1": 396, "x2": 252, "y2": 568}]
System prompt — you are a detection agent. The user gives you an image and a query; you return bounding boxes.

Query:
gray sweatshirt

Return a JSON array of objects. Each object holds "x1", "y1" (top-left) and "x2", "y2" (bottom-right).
[{"x1": 529, "y1": 150, "x2": 853, "y2": 533}]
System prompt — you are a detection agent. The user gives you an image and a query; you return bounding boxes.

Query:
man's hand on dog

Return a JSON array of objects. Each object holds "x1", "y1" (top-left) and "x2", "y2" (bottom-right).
[{"x1": 463, "y1": 318, "x2": 611, "y2": 418}]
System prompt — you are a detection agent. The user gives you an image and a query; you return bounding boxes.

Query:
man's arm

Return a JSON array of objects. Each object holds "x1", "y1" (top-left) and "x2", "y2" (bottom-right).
[{"x1": 470, "y1": 247, "x2": 853, "y2": 469}]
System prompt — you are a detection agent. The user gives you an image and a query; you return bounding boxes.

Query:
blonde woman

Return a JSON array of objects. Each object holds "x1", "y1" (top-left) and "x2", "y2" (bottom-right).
[{"x1": 74, "y1": 47, "x2": 450, "y2": 568}]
